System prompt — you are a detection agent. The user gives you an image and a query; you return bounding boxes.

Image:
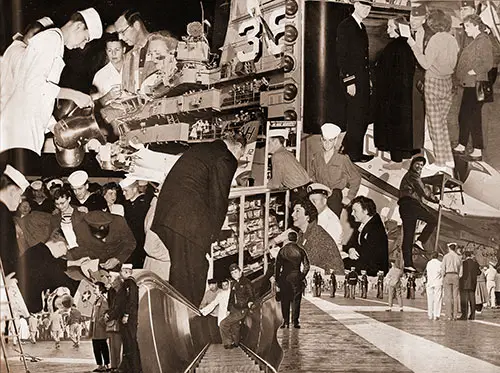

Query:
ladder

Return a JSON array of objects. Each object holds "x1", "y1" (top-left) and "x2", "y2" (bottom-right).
[{"x1": 0, "y1": 257, "x2": 31, "y2": 373}]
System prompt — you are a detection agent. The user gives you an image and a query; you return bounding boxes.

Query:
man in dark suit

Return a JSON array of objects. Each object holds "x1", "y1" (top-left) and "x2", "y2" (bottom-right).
[
  {"x1": 336, "y1": 0, "x2": 374, "y2": 163},
  {"x1": 151, "y1": 132, "x2": 247, "y2": 307},
  {"x1": 345, "y1": 196, "x2": 389, "y2": 276},
  {"x1": 459, "y1": 251, "x2": 481, "y2": 320},
  {"x1": 275, "y1": 231, "x2": 310, "y2": 329}
]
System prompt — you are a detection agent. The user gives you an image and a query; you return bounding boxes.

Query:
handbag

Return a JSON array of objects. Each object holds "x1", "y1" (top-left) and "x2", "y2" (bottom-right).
[
  {"x1": 105, "y1": 319, "x2": 120, "y2": 332},
  {"x1": 476, "y1": 80, "x2": 494, "y2": 103}
]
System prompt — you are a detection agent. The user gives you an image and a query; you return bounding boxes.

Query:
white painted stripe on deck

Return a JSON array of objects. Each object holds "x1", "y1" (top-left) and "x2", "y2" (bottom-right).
[
  {"x1": 306, "y1": 295, "x2": 500, "y2": 373},
  {"x1": 473, "y1": 319, "x2": 500, "y2": 328},
  {"x1": 8, "y1": 356, "x2": 95, "y2": 364}
]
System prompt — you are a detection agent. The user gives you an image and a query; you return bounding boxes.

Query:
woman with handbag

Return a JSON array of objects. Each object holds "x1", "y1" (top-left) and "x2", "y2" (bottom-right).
[
  {"x1": 453, "y1": 14, "x2": 493, "y2": 161},
  {"x1": 91, "y1": 282, "x2": 111, "y2": 372}
]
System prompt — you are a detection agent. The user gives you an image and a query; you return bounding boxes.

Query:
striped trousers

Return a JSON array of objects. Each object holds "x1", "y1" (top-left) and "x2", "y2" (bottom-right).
[{"x1": 424, "y1": 76, "x2": 454, "y2": 166}]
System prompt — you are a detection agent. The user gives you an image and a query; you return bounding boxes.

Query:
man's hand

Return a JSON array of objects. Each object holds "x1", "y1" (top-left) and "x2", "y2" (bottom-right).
[
  {"x1": 347, "y1": 84, "x2": 356, "y2": 97},
  {"x1": 77, "y1": 206, "x2": 89, "y2": 213},
  {"x1": 467, "y1": 69, "x2": 476, "y2": 76},
  {"x1": 342, "y1": 196, "x2": 351, "y2": 206},
  {"x1": 348, "y1": 248, "x2": 360, "y2": 260},
  {"x1": 121, "y1": 315, "x2": 129, "y2": 324},
  {"x1": 5, "y1": 272, "x2": 17, "y2": 287},
  {"x1": 341, "y1": 251, "x2": 349, "y2": 260},
  {"x1": 247, "y1": 302, "x2": 254, "y2": 309},
  {"x1": 101, "y1": 258, "x2": 120, "y2": 270},
  {"x1": 104, "y1": 313, "x2": 110, "y2": 322}
]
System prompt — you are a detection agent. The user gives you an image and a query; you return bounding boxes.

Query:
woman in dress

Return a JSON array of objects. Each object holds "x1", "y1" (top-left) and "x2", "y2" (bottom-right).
[{"x1": 291, "y1": 199, "x2": 344, "y2": 274}]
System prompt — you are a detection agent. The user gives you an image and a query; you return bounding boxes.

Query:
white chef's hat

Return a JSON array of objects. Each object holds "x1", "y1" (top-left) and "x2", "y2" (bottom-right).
[
  {"x1": 36, "y1": 17, "x2": 54, "y2": 28},
  {"x1": 68, "y1": 170, "x2": 88, "y2": 188},
  {"x1": 119, "y1": 176, "x2": 138, "y2": 189},
  {"x1": 321, "y1": 123, "x2": 341, "y2": 139},
  {"x1": 268, "y1": 128, "x2": 290, "y2": 139},
  {"x1": 3, "y1": 165, "x2": 29, "y2": 192},
  {"x1": 77, "y1": 8, "x2": 103, "y2": 41}
]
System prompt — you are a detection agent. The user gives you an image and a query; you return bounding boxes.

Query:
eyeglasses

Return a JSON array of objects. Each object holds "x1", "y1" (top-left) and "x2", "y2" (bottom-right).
[{"x1": 117, "y1": 24, "x2": 131, "y2": 35}]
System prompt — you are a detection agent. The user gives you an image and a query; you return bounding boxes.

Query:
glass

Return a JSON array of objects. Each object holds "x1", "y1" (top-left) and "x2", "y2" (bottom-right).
[{"x1": 116, "y1": 24, "x2": 131, "y2": 35}]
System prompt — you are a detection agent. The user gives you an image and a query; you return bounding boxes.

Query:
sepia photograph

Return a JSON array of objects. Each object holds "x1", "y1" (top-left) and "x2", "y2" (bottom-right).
[{"x1": 0, "y1": 0, "x2": 499, "y2": 372}]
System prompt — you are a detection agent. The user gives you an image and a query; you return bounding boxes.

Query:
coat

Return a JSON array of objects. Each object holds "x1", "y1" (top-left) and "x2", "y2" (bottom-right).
[
  {"x1": 0, "y1": 201, "x2": 20, "y2": 276},
  {"x1": 374, "y1": 37, "x2": 416, "y2": 154},
  {"x1": 459, "y1": 258, "x2": 481, "y2": 290},
  {"x1": 90, "y1": 295, "x2": 109, "y2": 340},
  {"x1": 345, "y1": 213, "x2": 389, "y2": 276},
  {"x1": 151, "y1": 139, "x2": 238, "y2": 250},
  {"x1": 455, "y1": 32, "x2": 493, "y2": 87},
  {"x1": 298, "y1": 220, "x2": 344, "y2": 274},
  {"x1": 336, "y1": 16, "x2": 370, "y2": 98}
]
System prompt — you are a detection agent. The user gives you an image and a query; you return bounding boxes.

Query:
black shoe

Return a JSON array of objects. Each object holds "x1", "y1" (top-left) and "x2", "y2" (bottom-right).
[
  {"x1": 280, "y1": 322, "x2": 289, "y2": 329},
  {"x1": 232, "y1": 342, "x2": 239, "y2": 348},
  {"x1": 224, "y1": 344, "x2": 234, "y2": 349},
  {"x1": 293, "y1": 324, "x2": 301, "y2": 329},
  {"x1": 458, "y1": 317, "x2": 467, "y2": 321},
  {"x1": 413, "y1": 242, "x2": 425, "y2": 252},
  {"x1": 351, "y1": 154, "x2": 374, "y2": 163}
]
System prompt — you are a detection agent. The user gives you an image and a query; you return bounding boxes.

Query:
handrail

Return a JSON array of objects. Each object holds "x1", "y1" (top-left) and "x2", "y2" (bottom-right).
[{"x1": 240, "y1": 343, "x2": 279, "y2": 373}]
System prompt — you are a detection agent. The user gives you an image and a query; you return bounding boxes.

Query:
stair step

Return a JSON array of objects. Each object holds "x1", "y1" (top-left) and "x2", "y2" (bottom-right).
[{"x1": 195, "y1": 344, "x2": 263, "y2": 373}]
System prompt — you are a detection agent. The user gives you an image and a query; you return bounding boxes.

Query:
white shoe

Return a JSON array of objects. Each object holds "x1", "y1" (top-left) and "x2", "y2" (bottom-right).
[{"x1": 453, "y1": 144, "x2": 466, "y2": 153}]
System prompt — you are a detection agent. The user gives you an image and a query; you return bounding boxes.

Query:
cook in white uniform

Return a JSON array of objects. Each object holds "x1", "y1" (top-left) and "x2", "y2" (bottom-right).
[
  {"x1": 0, "y1": 17, "x2": 54, "y2": 112},
  {"x1": 91, "y1": 32, "x2": 126, "y2": 103},
  {"x1": 0, "y1": 8, "x2": 103, "y2": 160}
]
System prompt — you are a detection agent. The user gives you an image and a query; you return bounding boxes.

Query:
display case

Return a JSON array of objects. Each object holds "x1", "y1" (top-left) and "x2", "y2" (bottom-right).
[{"x1": 211, "y1": 187, "x2": 289, "y2": 282}]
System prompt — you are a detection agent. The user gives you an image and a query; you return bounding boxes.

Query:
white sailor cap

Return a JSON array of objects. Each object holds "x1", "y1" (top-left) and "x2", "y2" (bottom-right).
[
  {"x1": 307, "y1": 183, "x2": 332, "y2": 197},
  {"x1": 321, "y1": 123, "x2": 341, "y2": 139},
  {"x1": 68, "y1": 170, "x2": 88, "y2": 188},
  {"x1": 447, "y1": 242, "x2": 457, "y2": 250},
  {"x1": 121, "y1": 263, "x2": 133, "y2": 270},
  {"x1": 3, "y1": 165, "x2": 29, "y2": 192},
  {"x1": 36, "y1": 17, "x2": 54, "y2": 28},
  {"x1": 119, "y1": 176, "x2": 138, "y2": 189},
  {"x1": 268, "y1": 128, "x2": 290, "y2": 139},
  {"x1": 30, "y1": 180, "x2": 43, "y2": 191},
  {"x1": 46, "y1": 178, "x2": 64, "y2": 190},
  {"x1": 77, "y1": 8, "x2": 103, "y2": 41}
]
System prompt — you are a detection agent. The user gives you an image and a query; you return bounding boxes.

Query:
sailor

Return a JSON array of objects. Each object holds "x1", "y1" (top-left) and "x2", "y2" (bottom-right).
[
  {"x1": 307, "y1": 183, "x2": 343, "y2": 251},
  {"x1": 68, "y1": 170, "x2": 107, "y2": 212},
  {"x1": 0, "y1": 16, "x2": 54, "y2": 112},
  {"x1": 267, "y1": 128, "x2": 311, "y2": 203},
  {"x1": 105, "y1": 263, "x2": 142, "y2": 373},
  {"x1": 68, "y1": 210, "x2": 136, "y2": 271},
  {"x1": 28, "y1": 180, "x2": 55, "y2": 213},
  {"x1": 398, "y1": 156, "x2": 440, "y2": 272},
  {"x1": 0, "y1": 164, "x2": 30, "y2": 276},
  {"x1": 336, "y1": 0, "x2": 374, "y2": 163},
  {"x1": 0, "y1": 8, "x2": 102, "y2": 173},
  {"x1": 309, "y1": 123, "x2": 361, "y2": 217},
  {"x1": 120, "y1": 176, "x2": 152, "y2": 268}
]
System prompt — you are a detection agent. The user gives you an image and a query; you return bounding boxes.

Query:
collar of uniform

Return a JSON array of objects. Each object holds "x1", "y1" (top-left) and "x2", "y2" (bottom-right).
[{"x1": 358, "y1": 214, "x2": 373, "y2": 233}]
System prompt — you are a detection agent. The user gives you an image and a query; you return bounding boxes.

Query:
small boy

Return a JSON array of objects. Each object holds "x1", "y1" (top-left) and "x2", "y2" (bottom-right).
[
  {"x1": 360, "y1": 270, "x2": 368, "y2": 299},
  {"x1": 376, "y1": 270, "x2": 384, "y2": 299},
  {"x1": 406, "y1": 272, "x2": 416, "y2": 300},
  {"x1": 386, "y1": 261, "x2": 404, "y2": 312},
  {"x1": 344, "y1": 270, "x2": 350, "y2": 298},
  {"x1": 347, "y1": 267, "x2": 359, "y2": 299}
]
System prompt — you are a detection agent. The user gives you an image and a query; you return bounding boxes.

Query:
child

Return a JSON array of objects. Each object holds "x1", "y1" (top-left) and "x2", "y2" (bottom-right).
[
  {"x1": 407, "y1": 272, "x2": 416, "y2": 299},
  {"x1": 376, "y1": 270, "x2": 384, "y2": 299},
  {"x1": 48, "y1": 310, "x2": 64, "y2": 349},
  {"x1": 347, "y1": 267, "x2": 359, "y2": 299},
  {"x1": 386, "y1": 261, "x2": 404, "y2": 312},
  {"x1": 360, "y1": 270, "x2": 368, "y2": 299},
  {"x1": 344, "y1": 270, "x2": 350, "y2": 298}
]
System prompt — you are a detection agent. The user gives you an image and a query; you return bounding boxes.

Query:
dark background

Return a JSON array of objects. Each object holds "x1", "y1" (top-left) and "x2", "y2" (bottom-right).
[{"x1": 1, "y1": 0, "x2": 225, "y2": 90}]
